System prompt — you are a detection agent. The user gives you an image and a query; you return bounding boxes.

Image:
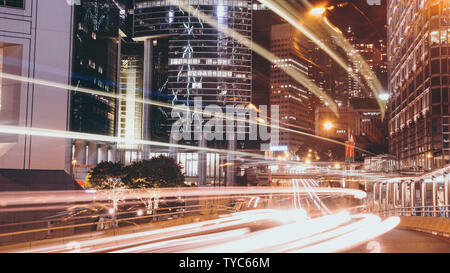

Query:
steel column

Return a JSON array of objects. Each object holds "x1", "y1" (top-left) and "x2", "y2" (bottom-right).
[
  {"x1": 385, "y1": 182, "x2": 390, "y2": 212},
  {"x1": 401, "y1": 181, "x2": 406, "y2": 216},
  {"x1": 445, "y1": 173, "x2": 449, "y2": 217},
  {"x1": 142, "y1": 38, "x2": 153, "y2": 159},
  {"x1": 410, "y1": 181, "x2": 415, "y2": 216},
  {"x1": 379, "y1": 182, "x2": 383, "y2": 209},
  {"x1": 432, "y1": 177, "x2": 437, "y2": 217},
  {"x1": 421, "y1": 180, "x2": 426, "y2": 216},
  {"x1": 373, "y1": 182, "x2": 378, "y2": 205}
]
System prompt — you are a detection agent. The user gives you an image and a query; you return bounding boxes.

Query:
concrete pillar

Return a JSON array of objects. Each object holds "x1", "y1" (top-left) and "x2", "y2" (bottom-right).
[
  {"x1": 142, "y1": 38, "x2": 153, "y2": 160},
  {"x1": 393, "y1": 183, "x2": 397, "y2": 208},
  {"x1": 421, "y1": 180, "x2": 426, "y2": 216},
  {"x1": 445, "y1": 173, "x2": 449, "y2": 217},
  {"x1": 379, "y1": 182, "x2": 383, "y2": 207},
  {"x1": 410, "y1": 181, "x2": 415, "y2": 216},
  {"x1": 87, "y1": 142, "x2": 98, "y2": 166},
  {"x1": 400, "y1": 181, "x2": 408, "y2": 216},
  {"x1": 401, "y1": 182, "x2": 406, "y2": 216},
  {"x1": 198, "y1": 134, "x2": 207, "y2": 187},
  {"x1": 98, "y1": 145, "x2": 108, "y2": 163},
  {"x1": 226, "y1": 131, "x2": 237, "y2": 186},
  {"x1": 373, "y1": 182, "x2": 378, "y2": 205},
  {"x1": 385, "y1": 182, "x2": 392, "y2": 211},
  {"x1": 74, "y1": 141, "x2": 86, "y2": 165},
  {"x1": 109, "y1": 145, "x2": 118, "y2": 163},
  {"x1": 169, "y1": 131, "x2": 178, "y2": 160},
  {"x1": 432, "y1": 177, "x2": 437, "y2": 217}
]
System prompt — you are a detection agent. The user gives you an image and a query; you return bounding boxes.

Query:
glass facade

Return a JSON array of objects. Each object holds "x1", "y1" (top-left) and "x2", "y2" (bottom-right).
[
  {"x1": 388, "y1": 0, "x2": 450, "y2": 170},
  {"x1": 118, "y1": 48, "x2": 144, "y2": 151},
  {"x1": 133, "y1": 0, "x2": 252, "y2": 119},
  {"x1": 150, "y1": 151, "x2": 222, "y2": 180},
  {"x1": 270, "y1": 23, "x2": 315, "y2": 152},
  {"x1": 71, "y1": 0, "x2": 123, "y2": 136}
]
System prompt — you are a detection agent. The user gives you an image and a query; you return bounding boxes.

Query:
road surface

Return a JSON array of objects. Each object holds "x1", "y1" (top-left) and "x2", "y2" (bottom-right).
[{"x1": 345, "y1": 229, "x2": 450, "y2": 253}]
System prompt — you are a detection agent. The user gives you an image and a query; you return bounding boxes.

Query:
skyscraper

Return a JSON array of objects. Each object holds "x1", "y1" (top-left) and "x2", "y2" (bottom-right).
[
  {"x1": 131, "y1": 0, "x2": 253, "y2": 185},
  {"x1": 388, "y1": 0, "x2": 450, "y2": 171},
  {"x1": 251, "y1": 3, "x2": 282, "y2": 108},
  {"x1": 70, "y1": 0, "x2": 128, "y2": 178},
  {"x1": 270, "y1": 23, "x2": 316, "y2": 154},
  {"x1": 0, "y1": 1, "x2": 73, "y2": 171},
  {"x1": 133, "y1": 0, "x2": 252, "y2": 123},
  {"x1": 71, "y1": 0, "x2": 122, "y2": 137}
]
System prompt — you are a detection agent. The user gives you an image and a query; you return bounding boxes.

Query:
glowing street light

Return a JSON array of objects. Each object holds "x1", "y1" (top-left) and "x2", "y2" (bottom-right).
[
  {"x1": 324, "y1": 121, "x2": 334, "y2": 131},
  {"x1": 309, "y1": 7, "x2": 326, "y2": 16},
  {"x1": 378, "y1": 93, "x2": 390, "y2": 101}
]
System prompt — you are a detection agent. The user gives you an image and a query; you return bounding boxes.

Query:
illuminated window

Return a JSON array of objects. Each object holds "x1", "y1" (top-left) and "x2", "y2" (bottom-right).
[{"x1": 431, "y1": 30, "x2": 439, "y2": 45}]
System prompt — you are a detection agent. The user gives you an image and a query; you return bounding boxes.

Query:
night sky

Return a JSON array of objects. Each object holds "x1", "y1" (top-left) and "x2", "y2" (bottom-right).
[{"x1": 308, "y1": 0, "x2": 387, "y2": 41}]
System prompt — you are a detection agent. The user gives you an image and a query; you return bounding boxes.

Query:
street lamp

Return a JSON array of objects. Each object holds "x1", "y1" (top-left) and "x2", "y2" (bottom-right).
[
  {"x1": 309, "y1": 7, "x2": 326, "y2": 16},
  {"x1": 324, "y1": 121, "x2": 334, "y2": 131},
  {"x1": 427, "y1": 153, "x2": 433, "y2": 170},
  {"x1": 71, "y1": 159, "x2": 77, "y2": 178},
  {"x1": 378, "y1": 93, "x2": 390, "y2": 101}
]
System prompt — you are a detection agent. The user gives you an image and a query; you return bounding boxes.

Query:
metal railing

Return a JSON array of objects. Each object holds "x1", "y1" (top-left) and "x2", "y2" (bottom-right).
[{"x1": 373, "y1": 204, "x2": 450, "y2": 218}]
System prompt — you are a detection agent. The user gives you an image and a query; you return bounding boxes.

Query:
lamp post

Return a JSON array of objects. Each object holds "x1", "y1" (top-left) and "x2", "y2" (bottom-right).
[
  {"x1": 72, "y1": 159, "x2": 77, "y2": 179},
  {"x1": 324, "y1": 121, "x2": 333, "y2": 131}
]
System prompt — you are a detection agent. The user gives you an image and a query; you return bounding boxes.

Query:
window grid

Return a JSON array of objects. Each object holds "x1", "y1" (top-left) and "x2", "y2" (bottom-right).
[{"x1": 0, "y1": 0, "x2": 24, "y2": 9}]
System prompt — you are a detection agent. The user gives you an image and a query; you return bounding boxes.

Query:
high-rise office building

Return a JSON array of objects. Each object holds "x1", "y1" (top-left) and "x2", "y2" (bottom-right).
[
  {"x1": 251, "y1": 3, "x2": 282, "y2": 108},
  {"x1": 316, "y1": 98, "x2": 384, "y2": 158},
  {"x1": 70, "y1": 0, "x2": 129, "y2": 178},
  {"x1": 308, "y1": 37, "x2": 348, "y2": 103},
  {"x1": 131, "y1": 0, "x2": 253, "y2": 185},
  {"x1": 0, "y1": 0, "x2": 254, "y2": 186},
  {"x1": 347, "y1": 27, "x2": 375, "y2": 99},
  {"x1": 0, "y1": 1, "x2": 73, "y2": 171},
  {"x1": 71, "y1": 0, "x2": 122, "y2": 137},
  {"x1": 270, "y1": 23, "x2": 315, "y2": 154},
  {"x1": 133, "y1": 0, "x2": 252, "y2": 123},
  {"x1": 388, "y1": 0, "x2": 450, "y2": 171}
]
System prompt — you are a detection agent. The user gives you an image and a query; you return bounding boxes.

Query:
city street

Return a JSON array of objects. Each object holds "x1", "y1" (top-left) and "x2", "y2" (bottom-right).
[{"x1": 346, "y1": 229, "x2": 450, "y2": 253}]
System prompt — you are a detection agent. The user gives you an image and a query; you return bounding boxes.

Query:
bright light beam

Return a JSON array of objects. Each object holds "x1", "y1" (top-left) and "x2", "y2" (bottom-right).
[{"x1": 171, "y1": 0, "x2": 339, "y2": 116}]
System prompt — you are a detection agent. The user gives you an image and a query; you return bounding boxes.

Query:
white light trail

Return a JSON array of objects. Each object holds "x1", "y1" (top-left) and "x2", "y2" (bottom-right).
[
  {"x1": 171, "y1": 0, "x2": 339, "y2": 116},
  {"x1": 295, "y1": 216, "x2": 400, "y2": 253}
]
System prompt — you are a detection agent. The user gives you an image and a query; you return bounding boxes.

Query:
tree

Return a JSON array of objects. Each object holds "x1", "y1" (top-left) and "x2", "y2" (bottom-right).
[
  {"x1": 123, "y1": 155, "x2": 186, "y2": 188},
  {"x1": 86, "y1": 161, "x2": 127, "y2": 190}
]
